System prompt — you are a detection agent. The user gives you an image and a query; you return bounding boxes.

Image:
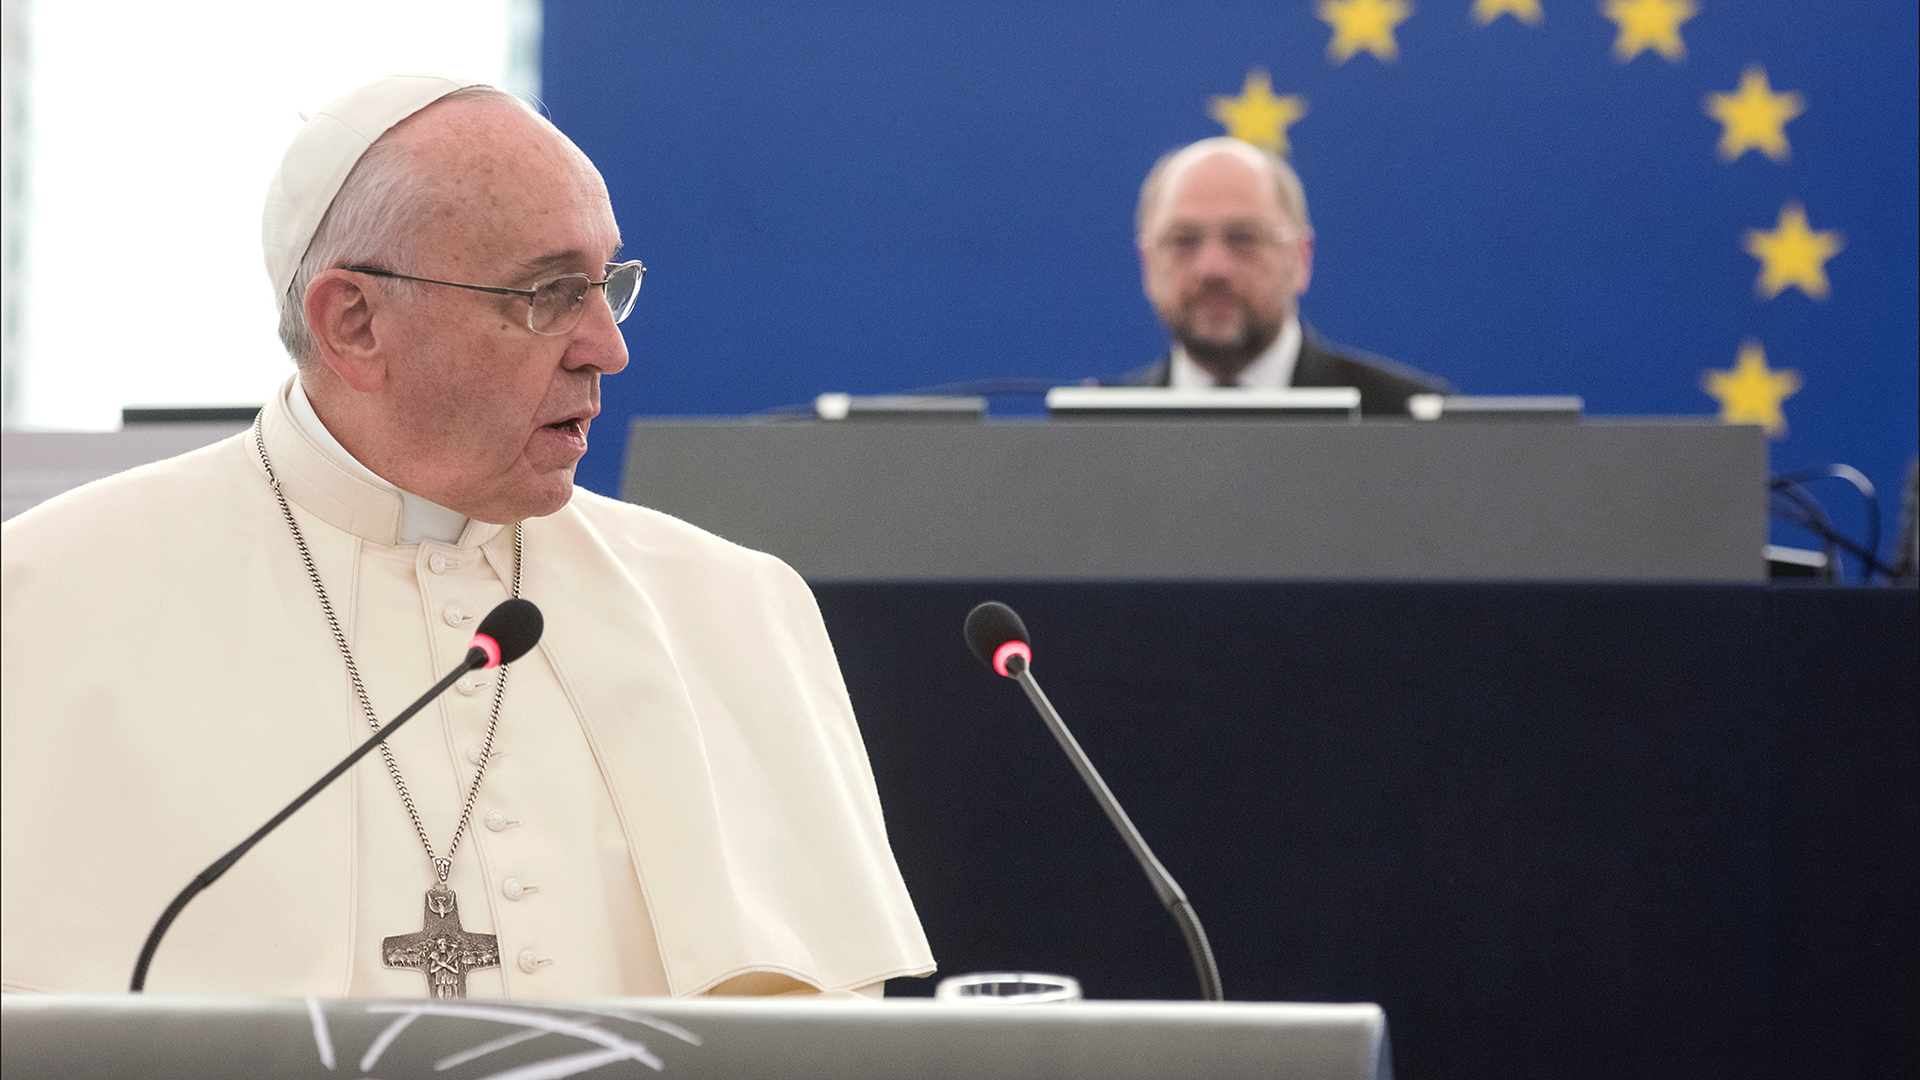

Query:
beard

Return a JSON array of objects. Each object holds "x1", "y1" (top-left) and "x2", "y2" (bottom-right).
[{"x1": 1165, "y1": 283, "x2": 1284, "y2": 372}]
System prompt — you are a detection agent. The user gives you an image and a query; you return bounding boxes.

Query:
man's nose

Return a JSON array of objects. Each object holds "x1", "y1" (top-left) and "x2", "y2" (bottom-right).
[
  {"x1": 565, "y1": 289, "x2": 630, "y2": 375},
  {"x1": 1190, "y1": 234, "x2": 1241, "y2": 276}
]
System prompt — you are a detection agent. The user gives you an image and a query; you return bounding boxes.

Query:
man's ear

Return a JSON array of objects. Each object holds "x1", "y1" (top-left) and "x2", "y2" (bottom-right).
[
  {"x1": 1294, "y1": 234, "x2": 1316, "y2": 297},
  {"x1": 304, "y1": 270, "x2": 387, "y2": 393}
]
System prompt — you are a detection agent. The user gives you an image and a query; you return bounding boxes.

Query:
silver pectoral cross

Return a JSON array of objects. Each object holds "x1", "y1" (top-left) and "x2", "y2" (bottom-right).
[{"x1": 382, "y1": 883, "x2": 500, "y2": 998}]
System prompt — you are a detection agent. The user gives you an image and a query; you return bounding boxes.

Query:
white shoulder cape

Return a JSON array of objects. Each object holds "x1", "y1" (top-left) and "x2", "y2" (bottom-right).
[{"x1": 1, "y1": 387, "x2": 933, "y2": 996}]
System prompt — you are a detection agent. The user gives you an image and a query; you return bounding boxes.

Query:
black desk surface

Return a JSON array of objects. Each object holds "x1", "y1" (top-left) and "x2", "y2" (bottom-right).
[{"x1": 815, "y1": 583, "x2": 1918, "y2": 1080}]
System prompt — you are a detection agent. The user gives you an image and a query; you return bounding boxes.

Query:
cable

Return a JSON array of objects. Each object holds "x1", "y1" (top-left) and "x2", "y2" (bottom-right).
[{"x1": 1768, "y1": 465, "x2": 1890, "y2": 583}]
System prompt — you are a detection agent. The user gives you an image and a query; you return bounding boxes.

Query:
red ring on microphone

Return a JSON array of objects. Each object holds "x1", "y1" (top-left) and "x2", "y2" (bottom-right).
[
  {"x1": 471, "y1": 633, "x2": 503, "y2": 670},
  {"x1": 991, "y1": 640, "x2": 1031, "y2": 677}
]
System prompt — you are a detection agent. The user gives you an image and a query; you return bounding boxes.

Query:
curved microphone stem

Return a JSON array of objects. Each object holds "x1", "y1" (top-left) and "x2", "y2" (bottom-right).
[
  {"x1": 129, "y1": 646, "x2": 491, "y2": 993},
  {"x1": 1010, "y1": 658, "x2": 1225, "y2": 1002}
]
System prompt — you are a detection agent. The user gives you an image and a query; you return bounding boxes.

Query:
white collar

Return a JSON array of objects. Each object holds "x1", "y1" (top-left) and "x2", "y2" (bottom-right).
[
  {"x1": 288, "y1": 377, "x2": 471, "y2": 546},
  {"x1": 1169, "y1": 318, "x2": 1302, "y2": 389}
]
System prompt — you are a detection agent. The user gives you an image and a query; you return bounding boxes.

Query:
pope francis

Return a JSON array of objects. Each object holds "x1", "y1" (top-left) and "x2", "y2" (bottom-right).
[{"x1": 0, "y1": 75, "x2": 934, "y2": 999}]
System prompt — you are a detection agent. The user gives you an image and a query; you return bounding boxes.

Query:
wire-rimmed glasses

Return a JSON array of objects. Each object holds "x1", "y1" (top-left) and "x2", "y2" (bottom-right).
[
  {"x1": 1150, "y1": 224, "x2": 1305, "y2": 263},
  {"x1": 344, "y1": 261, "x2": 646, "y2": 336}
]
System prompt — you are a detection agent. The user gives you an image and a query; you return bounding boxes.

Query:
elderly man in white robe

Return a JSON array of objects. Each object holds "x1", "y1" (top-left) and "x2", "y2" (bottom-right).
[{"x1": 0, "y1": 75, "x2": 933, "y2": 999}]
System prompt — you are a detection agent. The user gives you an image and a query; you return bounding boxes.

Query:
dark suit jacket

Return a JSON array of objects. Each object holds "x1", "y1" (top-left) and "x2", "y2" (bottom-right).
[{"x1": 1107, "y1": 324, "x2": 1454, "y2": 416}]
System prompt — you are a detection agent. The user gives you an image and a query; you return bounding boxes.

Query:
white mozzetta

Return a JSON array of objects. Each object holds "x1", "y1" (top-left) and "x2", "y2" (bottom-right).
[{"x1": 1, "y1": 380, "x2": 933, "y2": 998}]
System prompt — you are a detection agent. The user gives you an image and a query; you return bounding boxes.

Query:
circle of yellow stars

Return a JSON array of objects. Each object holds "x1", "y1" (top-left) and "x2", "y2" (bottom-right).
[{"x1": 1201, "y1": 0, "x2": 1846, "y2": 439}]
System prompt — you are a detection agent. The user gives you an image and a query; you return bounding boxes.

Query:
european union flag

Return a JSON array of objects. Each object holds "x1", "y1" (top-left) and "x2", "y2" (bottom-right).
[{"x1": 547, "y1": 1, "x2": 1917, "y2": 558}]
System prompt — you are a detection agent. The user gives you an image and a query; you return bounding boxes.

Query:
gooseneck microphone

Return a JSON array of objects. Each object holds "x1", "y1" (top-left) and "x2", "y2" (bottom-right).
[
  {"x1": 129, "y1": 598, "x2": 544, "y2": 993},
  {"x1": 963, "y1": 601, "x2": 1225, "y2": 1002}
]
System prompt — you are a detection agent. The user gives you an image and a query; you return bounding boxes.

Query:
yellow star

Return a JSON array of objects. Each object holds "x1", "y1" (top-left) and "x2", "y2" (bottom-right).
[
  {"x1": 1318, "y1": 0, "x2": 1414, "y2": 64},
  {"x1": 1704, "y1": 66, "x2": 1805, "y2": 163},
  {"x1": 1601, "y1": 0, "x2": 1696, "y2": 63},
  {"x1": 1743, "y1": 203, "x2": 1844, "y2": 301},
  {"x1": 1702, "y1": 341, "x2": 1801, "y2": 437},
  {"x1": 1208, "y1": 70, "x2": 1309, "y2": 155},
  {"x1": 1473, "y1": 0, "x2": 1542, "y2": 26}
]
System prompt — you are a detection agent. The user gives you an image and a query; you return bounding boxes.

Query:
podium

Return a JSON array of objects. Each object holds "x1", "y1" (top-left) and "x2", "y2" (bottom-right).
[
  {"x1": 1, "y1": 995, "x2": 1390, "y2": 1079},
  {"x1": 620, "y1": 418, "x2": 1764, "y2": 582}
]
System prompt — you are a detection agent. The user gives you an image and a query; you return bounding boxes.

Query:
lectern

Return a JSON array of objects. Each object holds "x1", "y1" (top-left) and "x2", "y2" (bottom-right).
[{"x1": 1, "y1": 995, "x2": 1391, "y2": 1080}]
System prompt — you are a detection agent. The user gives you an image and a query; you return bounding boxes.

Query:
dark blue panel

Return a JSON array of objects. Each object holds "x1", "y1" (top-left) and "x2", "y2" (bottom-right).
[
  {"x1": 546, "y1": 1, "x2": 1917, "y2": 566},
  {"x1": 814, "y1": 581, "x2": 1918, "y2": 1079}
]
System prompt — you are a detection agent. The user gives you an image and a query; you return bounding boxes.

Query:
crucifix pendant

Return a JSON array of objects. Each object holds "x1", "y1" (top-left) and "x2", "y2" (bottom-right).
[{"x1": 382, "y1": 883, "x2": 500, "y2": 998}]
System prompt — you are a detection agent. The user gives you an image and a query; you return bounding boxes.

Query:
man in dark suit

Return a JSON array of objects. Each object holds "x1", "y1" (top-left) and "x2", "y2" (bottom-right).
[{"x1": 1114, "y1": 137, "x2": 1451, "y2": 415}]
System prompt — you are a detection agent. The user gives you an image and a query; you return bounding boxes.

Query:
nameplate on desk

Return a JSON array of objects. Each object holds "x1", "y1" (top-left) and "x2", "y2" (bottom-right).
[
  {"x1": 815, "y1": 393, "x2": 988, "y2": 421},
  {"x1": 1407, "y1": 394, "x2": 1583, "y2": 423},
  {"x1": 1045, "y1": 386, "x2": 1361, "y2": 420}
]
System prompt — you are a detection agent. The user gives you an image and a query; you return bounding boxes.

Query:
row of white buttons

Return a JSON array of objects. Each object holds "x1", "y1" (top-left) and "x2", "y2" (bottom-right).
[
  {"x1": 423, "y1": 550, "x2": 548, "y2": 968},
  {"x1": 481, "y1": 799, "x2": 539, "y2": 960},
  {"x1": 484, "y1": 809, "x2": 543, "y2": 970}
]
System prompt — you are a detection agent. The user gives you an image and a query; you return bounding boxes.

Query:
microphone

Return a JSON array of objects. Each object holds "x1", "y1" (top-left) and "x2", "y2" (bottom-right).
[
  {"x1": 129, "y1": 598, "x2": 544, "y2": 992},
  {"x1": 964, "y1": 601, "x2": 1225, "y2": 1002},
  {"x1": 469, "y1": 598, "x2": 544, "y2": 668}
]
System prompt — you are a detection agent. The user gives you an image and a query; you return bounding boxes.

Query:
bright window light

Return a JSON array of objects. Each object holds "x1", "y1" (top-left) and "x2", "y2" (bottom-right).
[{"x1": 7, "y1": 0, "x2": 537, "y2": 430}]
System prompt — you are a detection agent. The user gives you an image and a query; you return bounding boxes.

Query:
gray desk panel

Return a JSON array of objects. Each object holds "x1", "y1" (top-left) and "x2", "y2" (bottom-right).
[
  {"x1": 2, "y1": 424, "x2": 250, "y2": 521},
  {"x1": 0, "y1": 995, "x2": 1390, "y2": 1080},
  {"x1": 621, "y1": 419, "x2": 1765, "y2": 582}
]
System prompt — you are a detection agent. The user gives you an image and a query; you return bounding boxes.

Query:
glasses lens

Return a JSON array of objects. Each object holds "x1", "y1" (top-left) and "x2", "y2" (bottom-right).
[
  {"x1": 529, "y1": 275, "x2": 592, "y2": 334},
  {"x1": 1160, "y1": 229, "x2": 1205, "y2": 258},
  {"x1": 1221, "y1": 228, "x2": 1267, "y2": 257},
  {"x1": 1158, "y1": 225, "x2": 1280, "y2": 261},
  {"x1": 605, "y1": 262, "x2": 644, "y2": 323}
]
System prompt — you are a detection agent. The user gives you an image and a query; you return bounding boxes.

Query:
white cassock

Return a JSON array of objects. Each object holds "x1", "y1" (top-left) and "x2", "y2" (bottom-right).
[{"x1": 0, "y1": 379, "x2": 934, "y2": 998}]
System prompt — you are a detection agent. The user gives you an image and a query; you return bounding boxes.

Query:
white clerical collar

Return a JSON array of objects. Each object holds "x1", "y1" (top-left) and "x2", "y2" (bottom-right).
[
  {"x1": 1169, "y1": 319, "x2": 1302, "y2": 389},
  {"x1": 289, "y1": 378, "x2": 470, "y2": 546}
]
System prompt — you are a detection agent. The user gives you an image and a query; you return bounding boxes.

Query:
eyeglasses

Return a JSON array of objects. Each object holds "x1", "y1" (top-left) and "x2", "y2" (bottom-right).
[
  {"x1": 344, "y1": 260, "x2": 646, "y2": 336},
  {"x1": 1151, "y1": 224, "x2": 1304, "y2": 262}
]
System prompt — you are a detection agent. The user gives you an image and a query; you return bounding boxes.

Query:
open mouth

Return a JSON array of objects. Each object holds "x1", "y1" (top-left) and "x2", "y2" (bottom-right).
[{"x1": 544, "y1": 418, "x2": 584, "y2": 435}]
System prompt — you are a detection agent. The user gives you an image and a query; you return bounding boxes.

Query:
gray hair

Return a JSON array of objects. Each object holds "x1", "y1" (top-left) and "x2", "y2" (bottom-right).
[
  {"x1": 277, "y1": 85, "x2": 536, "y2": 368},
  {"x1": 1135, "y1": 137, "x2": 1311, "y2": 242}
]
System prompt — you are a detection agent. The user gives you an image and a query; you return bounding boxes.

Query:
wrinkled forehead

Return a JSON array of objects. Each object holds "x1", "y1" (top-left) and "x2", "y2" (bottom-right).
[
  {"x1": 403, "y1": 101, "x2": 621, "y2": 262},
  {"x1": 415, "y1": 97, "x2": 598, "y2": 175}
]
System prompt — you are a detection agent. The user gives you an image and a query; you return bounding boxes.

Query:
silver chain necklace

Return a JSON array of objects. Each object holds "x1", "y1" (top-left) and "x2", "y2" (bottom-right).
[{"x1": 254, "y1": 416, "x2": 514, "y2": 998}]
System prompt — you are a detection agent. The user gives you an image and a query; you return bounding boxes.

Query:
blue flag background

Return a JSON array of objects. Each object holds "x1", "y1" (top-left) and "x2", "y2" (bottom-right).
[{"x1": 544, "y1": 1, "x2": 1917, "y2": 564}]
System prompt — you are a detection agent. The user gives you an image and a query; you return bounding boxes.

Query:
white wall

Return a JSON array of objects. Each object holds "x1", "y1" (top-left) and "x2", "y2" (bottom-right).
[{"x1": 5, "y1": 0, "x2": 537, "y2": 430}]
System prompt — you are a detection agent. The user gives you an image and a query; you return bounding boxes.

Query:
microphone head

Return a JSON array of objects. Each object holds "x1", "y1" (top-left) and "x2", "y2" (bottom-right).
[
  {"x1": 471, "y1": 598, "x2": 543, "y2": 668},
  {"x1": 964, "y1": 601, "x2": 1031, "y2": 677}
]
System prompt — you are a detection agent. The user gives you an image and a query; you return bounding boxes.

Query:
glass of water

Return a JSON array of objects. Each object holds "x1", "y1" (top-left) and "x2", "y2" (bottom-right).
[{"x1": 934, "y1": 972, "x2": 1083, "y2": 1004}]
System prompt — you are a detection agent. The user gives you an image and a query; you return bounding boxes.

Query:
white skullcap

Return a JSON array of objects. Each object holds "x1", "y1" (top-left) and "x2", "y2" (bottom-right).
[{"x1": 261, "y1": 73, "x2": 483, "y2": 310}]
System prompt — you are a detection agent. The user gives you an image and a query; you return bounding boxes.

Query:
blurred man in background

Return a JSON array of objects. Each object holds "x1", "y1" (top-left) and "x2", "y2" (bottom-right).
[{"x1": 1119, "y1": 137, "x2": 1451, "y2": 414}]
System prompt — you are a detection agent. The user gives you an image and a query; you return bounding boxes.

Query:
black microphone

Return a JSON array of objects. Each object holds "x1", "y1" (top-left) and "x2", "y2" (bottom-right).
[
  {"x1": 964, "y1": 600, "x2": 1224, "y2": 1002},
  {"x1": 129, "y1": 598, "x2": 544, "y2": 993}
]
